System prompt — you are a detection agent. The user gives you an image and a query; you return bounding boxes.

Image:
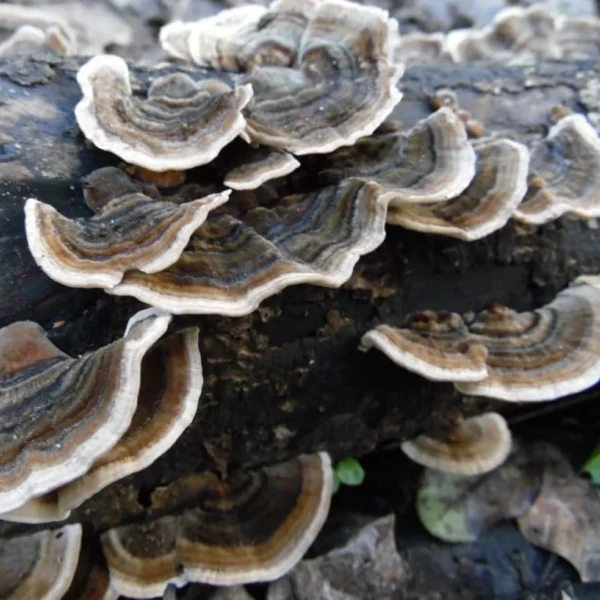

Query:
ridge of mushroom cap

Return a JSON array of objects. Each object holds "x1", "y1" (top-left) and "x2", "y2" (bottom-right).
[
  {"x1": 0, "y1": 308, "x2": 171, "y2": 514},
  {"x1": 445, "y1": 4, "x2": 561, "y2": 64},
  {"x1": 58, "y1": 327, "x2": 202, "y2": 515},
  {"x1": 0, "y1": 24, "x2": 47, "y2": 57},
  {"x1": 393, "y1": 32, "x2": 450, "y2": 65},
  {"x1": 101, "y1": 453, "x2": 332, "y2": 595},
  {"x1": 455, "y1": 284, "x2": 600, "y2": 402},
  {"x1": 74, "y1": 54, "x2": 254, "y2": 172},
  {"x1": 187, "y1": 0, "x2": 319, "y2": 72},
  {"x1": 401, "y1": 412, "x2": 512, "y2": 476},
  {"x1": 224, "y1": 147, "x2": 300, "y2": 190},
  {"x1": 363, "y1": 284, "x2": 600, "y2": 402},
  {"x1": 319, "y1": 108, "x2": 477, "y2": 206},
  {"x1": 0, "y1": 523, "x2": 82, "y2": 599},
  {"x1": 360, "y1": 316, "x2": 490, "y2": 382},
  {"x1": 102, "y1": 515, "x2": 185, "y2": 598},
  {"x1": 242, "y1": 0, "x2": 403, "y2": 155},
  {"x1": 387, "y1": 138, "x2": 529, "y2": 240},
  {"x1": 159, "y1": 20, "x2": 196, "y2": 61},
  {"x1": 24, "y1": 189, "x2": 231, "y2": 290},
  {"x1": 0, "y1": 491, "x2": 69, "y2": 524},
  {"x1": 512, "y1": 114, "x2": 600, "y2": 225},
  {"x1": 107, "y1": 179, "x2": 388, "y2": 316}
]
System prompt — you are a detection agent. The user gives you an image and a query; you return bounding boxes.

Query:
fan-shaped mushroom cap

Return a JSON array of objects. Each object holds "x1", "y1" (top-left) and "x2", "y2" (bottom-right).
[
  {"x1": 74, "y1": 55, "x2": 253, "y2": 172},
  {"x1": 108, "y1": 179, "x2": 387, "y2": 316},
  {"x1": 0, "y1": 308, "x2": 170, "y2": 514},
  {"x1": 387, "y1": 138, "x2": 529, "y2": 240},
  {"x1": 188, "y1": 0, "x2": 318, "y2": 72},
  {"x1": 59, "y1": 327, "x2": 202, "y2": 515},
  {"x1": 455, "y1": 284, "x2": 600, "y2": 401},
  {"x1": 0, "y1": 523, "x2": 82, "y2": 600},
  {"x1": 319, "y1": 108, "x2": 476, "y2": 206},
  {"x1": 1, "y1": 326, "x2": 202, "y2": 523},
  {"x1": 513, "y1": 114, "x2": 600, "y2": 225},
  {"x1": 394, "y1": 32, "x2": 450, "y2": 65},
  {"x1": 364, "y1": 283, "x2": 600, "y2": 402},
  {"x1": 446, "y1": 5, "x2": 561, "y2": 64},
  {"x1": 102, "y1": 453, "x2": 332, "y2": 596},
  {"x1": 360, "y1": 314, "x2": 489, "y2": 382},
  {"x1": 224, "y1": 147, "x2": 300, "y2": 190},
  {"x1": 25, "y1": 187, "x2": 230, "y2": 289},
  {"x1": 402, "y1": 412, "x2": 512, "y2": 475},
  {"x1": 556, "y1": 16, "x2": 600, "y2": 60},
  {"x1": 159, "y1": 20, "x2": 196, "y2": 61},
  {"x1": 242, "y1": 0, "x2": 402, "y2": 155}
]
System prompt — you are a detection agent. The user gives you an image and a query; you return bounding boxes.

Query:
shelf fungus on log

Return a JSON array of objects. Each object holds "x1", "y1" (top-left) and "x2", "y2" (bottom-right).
[
  {"x1": 319, "y1": 108, "x2": 476, "y2": 207},
  {"x1": 0, "y1": 523, "x2": 82, "y2": 599},
  {"x1": 224, "y1": 147, "x2": 300, "y2": 190},
  {"x1": 401, "y1": 412, "x2": 512, "y2": 476},
  {"x1": 512, "y1": 114, "x2": 600, "y2": 225},
  {"x1": 241, "y1": 0, "x2": 403, "y2": 154},
  {"x1": 387, "y1": 138, "x2": 529, "y2": 241},
  {"x1": 1, "y1": 324, "x2": 202, "y2": 523},
  {"x1": 187, "y1": 0, "x2": 318, "y2": 72},
  {"x1": 107, "y1": 179, "x2": 387, "y2": 315},
  {"x1": 74, "y1": 55, "x2": 253, "y2": 172},
  {"x1": 0, "y1": 308, "x2": 171, "y2": 516},
  {"x1": 25, "y1": 173, "x2": 230, "y2": 289},
  {"x1": 445, "y1": 5, "x2": 561, "y2": 64},
  {"x1": 361, "y1": 282, "x2": 600, "y2": 402},
  {"x1": 101, "y1": 453, "x2": 332, "y2": 597},
  {"x1": 0, "y1": 4, "x2": 76, "y2": 57}
]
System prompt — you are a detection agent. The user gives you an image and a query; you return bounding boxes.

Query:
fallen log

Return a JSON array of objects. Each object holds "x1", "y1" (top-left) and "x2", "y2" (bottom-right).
[{"x1": 2, "y1": 54, "x2": 600, "y2": 537}]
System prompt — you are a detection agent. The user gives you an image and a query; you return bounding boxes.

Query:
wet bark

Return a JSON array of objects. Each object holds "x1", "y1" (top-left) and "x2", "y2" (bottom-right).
[{"x1": 1, "y1": 54, "x2": 600, "y2": 537}]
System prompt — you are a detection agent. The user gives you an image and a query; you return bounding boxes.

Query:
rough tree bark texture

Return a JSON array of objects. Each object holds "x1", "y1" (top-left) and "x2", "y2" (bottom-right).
[{"x1": 1, "y1": 55, "x2": 600, "y2": 537}]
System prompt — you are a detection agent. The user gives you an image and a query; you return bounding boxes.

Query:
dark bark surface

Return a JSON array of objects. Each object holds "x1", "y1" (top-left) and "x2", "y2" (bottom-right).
[{"x1": 2, "y1": 55, "x2": 600, "y2": 537}]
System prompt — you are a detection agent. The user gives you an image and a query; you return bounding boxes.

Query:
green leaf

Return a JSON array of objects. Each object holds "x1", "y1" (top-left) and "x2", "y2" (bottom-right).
[
  {"x1": 335, "y1": 458, "x2": 365, "y2": 487},
  {"x1": 582, "y1": 441, "x2": 600, "y2": 485},
  {"x1": 332, "y1": 470, "x2": 340, "y2": 494}
]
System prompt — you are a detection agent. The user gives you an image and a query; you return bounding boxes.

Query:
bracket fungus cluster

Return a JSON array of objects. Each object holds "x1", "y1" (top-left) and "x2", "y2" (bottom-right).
[
  {"x1": 160, "y1": 0, "x2": 403, "y2": 156},
  {"x1": 0, "y1": 308, "x2": 202, "y2": 523},
  {"x1": 100, "y1": 453, "x2": 332, "y2": 598},
  {"x1": 395, "y1": 4, "x2": 600, "y2": 65},
  {"x1": 361, "y1": 280, "x2": 600, "y2": 402}
]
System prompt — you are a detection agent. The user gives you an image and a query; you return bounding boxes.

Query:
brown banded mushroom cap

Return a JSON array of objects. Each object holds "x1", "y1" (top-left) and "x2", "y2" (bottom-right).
[
  {"x1": 0, "y1": 307, "x2": 170, "y2": 514},
  {"x1": 0, "y1": 523, "x2": 82, "y2": 600},
  {"x1": 319, "y1": 108, "x2": 476, "y2": 206},
  {"x1": 445, "y1": 4, "x2": 561, "y2": 64},
  {"x1": 1, "y1": 324, "x2": 202, "y2": 523},
  {"x1": 513, "y1": 114, "x2": 600, "y2": 225},
  {"x1": 455, "y1": 284, "x2": 600, "y2": 401},
  {"x1": 242, "y1": 0, "x2": 403, "y2": 155},
  {"x1": 74, "y1": 55, "x2": 254, "y2": 172},
  {"x1": 58, "y1": 325, "x2": 202, "y2": 515},
  {"x1": 360, "y1": 316, "x2": 489, "y2": 382},
  {"x1": 401, "y1": 412, "x2": 512, "y2": 475},
  {"x1": 187, "y1": 0, "x2": 319, "y2": 72},
  {"x1": 224, "y1": 148, "x2": 300, "y2": 190},
  {"x1": 24, "y1": 187, "x2": 230, "y2": 289},
  {"x1": 364, "y1": 283, "x2": 600, "y2": 402},
  {"x1": 107, "y1": 179, "x2": 387, "y2": 316},
  {"x1": 387, "y1": 138, "x2": 529, "y2": 240},
  {"x1": 102, "y1": 453, "x2": 332, "y2": 595},
  {"x1": 102, "y1": 515, "x2": 185, "y2": 598}
]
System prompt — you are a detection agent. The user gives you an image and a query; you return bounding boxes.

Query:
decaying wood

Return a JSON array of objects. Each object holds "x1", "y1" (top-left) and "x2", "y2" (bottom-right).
[{"x1": 2, "y1": 54, "x2": 600, "y2": 537}]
